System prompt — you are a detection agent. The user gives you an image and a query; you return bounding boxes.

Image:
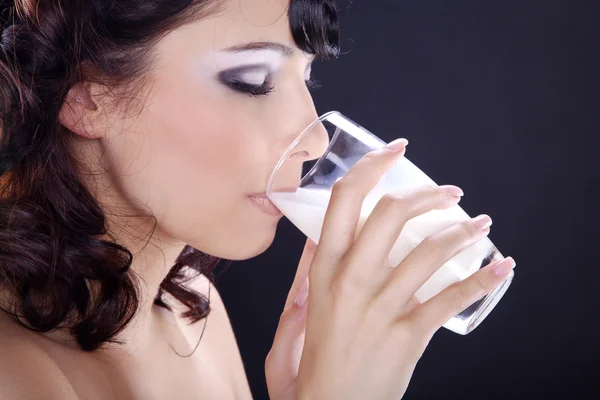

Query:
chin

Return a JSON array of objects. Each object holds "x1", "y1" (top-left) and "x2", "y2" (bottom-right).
[{"x1": 201, "y1": 221, "x2": 280, "y2": 261}]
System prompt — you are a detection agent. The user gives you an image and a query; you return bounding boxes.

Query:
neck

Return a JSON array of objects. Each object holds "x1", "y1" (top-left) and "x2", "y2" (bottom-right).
[
  {"x1": 93, "y1": 213, "x2": 189, "y2": 355},
  {"x1": 117, "y1": 223, "x2": 188, "y2": 345}
]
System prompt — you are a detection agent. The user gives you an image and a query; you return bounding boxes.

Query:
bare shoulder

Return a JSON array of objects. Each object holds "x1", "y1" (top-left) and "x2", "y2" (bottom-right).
[{"x1": 0, "y1": 316, "x2": 80, "y2": 400}]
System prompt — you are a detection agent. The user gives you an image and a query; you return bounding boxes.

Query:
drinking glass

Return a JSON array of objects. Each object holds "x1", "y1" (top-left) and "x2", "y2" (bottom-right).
[{"x1": 267, "y1": 111, "x2": 514, "y2": 334}]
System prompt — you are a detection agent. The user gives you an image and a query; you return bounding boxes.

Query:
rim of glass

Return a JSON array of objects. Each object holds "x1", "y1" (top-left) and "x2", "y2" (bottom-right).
[{"x1": 266, "y1": 110, "x2": 342, "y2": 195}]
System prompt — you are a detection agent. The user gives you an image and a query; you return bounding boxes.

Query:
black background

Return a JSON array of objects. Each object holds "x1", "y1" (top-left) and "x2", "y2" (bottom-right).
[{"x1": 215, "y1": 1, "x2": 599, "y2": 399}]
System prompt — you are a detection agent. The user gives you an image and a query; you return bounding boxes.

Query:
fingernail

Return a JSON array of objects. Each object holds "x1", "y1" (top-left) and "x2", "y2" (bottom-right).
[
  {"x1": 472, "y1": 214, "x2": 492, "y2": 230},
  {"x1": 294, "y1": 279, "x2": 309, "y2": 308},
  {"x1": 492, "y1": 257, "x2": 516, "y2": 276},
  {"x1": 441, "y1": 185, "x2": 464, "y2": 197},
  {"x1": 385, "y1": 138, "x2": 409, "y2": 152}
]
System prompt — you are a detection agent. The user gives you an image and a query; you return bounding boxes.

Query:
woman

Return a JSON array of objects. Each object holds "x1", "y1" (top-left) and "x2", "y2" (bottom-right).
[{"x1": 0, "y1": 0, "x2": 516, "y2": 399}]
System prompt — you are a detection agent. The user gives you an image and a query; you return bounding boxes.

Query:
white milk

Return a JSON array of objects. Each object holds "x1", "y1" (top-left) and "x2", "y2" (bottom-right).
[{"x1": 270, "y1": 187, "x2": 497, "y2": 303}]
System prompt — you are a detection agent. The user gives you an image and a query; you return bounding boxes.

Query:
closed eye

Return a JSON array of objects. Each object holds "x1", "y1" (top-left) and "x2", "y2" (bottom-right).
[
  {"x1": 225, "y1": 80, "x2": 275, "y2": 97},
  {"x1": 218, "y1": 64, "x2": 322, "y2": 97},
  {"x1": 218, "y1": 65, "x2": 274, "y2": 97}
]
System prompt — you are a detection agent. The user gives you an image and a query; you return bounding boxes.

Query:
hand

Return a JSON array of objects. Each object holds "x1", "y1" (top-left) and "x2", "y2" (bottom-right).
[
  {"x1": 265, "y1": 238, "x2": 316, "y2": 400},
  {"x1": 266, "y1": 139, "x2": 516, "y2": 400}
]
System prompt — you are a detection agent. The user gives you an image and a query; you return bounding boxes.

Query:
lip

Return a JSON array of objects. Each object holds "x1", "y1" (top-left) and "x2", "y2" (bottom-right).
[{"x1": 248, "y1": 193, "x2": 283, "y2": 217}]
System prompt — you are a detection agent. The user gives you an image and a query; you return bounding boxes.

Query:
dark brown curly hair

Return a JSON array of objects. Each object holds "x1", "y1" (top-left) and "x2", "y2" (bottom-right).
[{"x1": 0, "y1": 0, "x2": 339, "y2": 352}]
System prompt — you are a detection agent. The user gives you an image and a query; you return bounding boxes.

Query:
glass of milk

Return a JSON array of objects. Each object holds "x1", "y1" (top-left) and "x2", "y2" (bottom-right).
[{"x1": 266, "y1": 111, "x2": 514, "y2": 335}]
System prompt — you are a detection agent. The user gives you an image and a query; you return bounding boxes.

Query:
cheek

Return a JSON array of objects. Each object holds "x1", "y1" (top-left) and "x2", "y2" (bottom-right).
[
  {"x1": 105, "y1": 71, "x2": 279, "y2": 256},
  {"x1": 148, "y1": 79, "x2": 249, "y2": 182},
  {"x1": 146, "y1": 78, "x2": 277, "y2": 192},
  {"x1": 136, "y1": 84, "x2": 270, "y2": 219},
  {"x1": 158, "y1": 108, "x2": 242, "y2": 174}
]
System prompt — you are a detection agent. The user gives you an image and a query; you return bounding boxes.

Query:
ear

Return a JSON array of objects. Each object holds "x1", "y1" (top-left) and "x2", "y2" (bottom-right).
[{"x1": 58, "y1": 81, "x2": 105, "y2": 139}]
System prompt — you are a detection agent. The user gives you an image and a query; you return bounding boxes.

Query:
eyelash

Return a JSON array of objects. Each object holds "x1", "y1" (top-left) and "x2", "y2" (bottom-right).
[
  {"x1": 226, "y1": 78, "x2": 322, "y2": 97},
  {"x1": 226, "y1": 80, "x2": 275, "y2": 97}
]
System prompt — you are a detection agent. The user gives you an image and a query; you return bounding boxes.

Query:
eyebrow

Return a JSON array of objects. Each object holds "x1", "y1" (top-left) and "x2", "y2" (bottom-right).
[{"x1": 221, "y1": 41, "x2": 296, "y2": 57}]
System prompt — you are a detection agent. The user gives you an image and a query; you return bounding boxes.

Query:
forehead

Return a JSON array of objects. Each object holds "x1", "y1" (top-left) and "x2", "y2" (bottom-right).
[{"x1": 209, "y1": 0, "x2": 295, "y2": 48}]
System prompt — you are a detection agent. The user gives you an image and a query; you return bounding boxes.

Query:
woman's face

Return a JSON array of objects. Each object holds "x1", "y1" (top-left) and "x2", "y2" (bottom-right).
[{"x1": 82, "y1": 0, "x2": 326, "y2": 260}]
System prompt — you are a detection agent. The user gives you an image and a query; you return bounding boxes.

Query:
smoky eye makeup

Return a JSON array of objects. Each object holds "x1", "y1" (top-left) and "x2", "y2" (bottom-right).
[
  {"x1": 217, "y1": 65, "x2": 274, "y2": 97},
  {"x1": 215, "y1": 61, "x2": 321, "y2": 97}
]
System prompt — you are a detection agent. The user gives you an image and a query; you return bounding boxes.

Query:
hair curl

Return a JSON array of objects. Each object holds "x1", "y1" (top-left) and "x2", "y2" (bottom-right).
[{"x1": 0, "y1": 0, "x2": 339, "y2": 352}]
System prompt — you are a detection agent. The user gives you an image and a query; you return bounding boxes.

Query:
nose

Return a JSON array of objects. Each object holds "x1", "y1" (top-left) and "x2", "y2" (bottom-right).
[
  {"x1": 286, "y1": 91, "x2": 329, "y2": 164},
  {"x1": 289, "y1": 120, "x2": 329, "y2": 165},
  {"x1": 267, "y1": 82, "x2": 330, "y2": 193}
]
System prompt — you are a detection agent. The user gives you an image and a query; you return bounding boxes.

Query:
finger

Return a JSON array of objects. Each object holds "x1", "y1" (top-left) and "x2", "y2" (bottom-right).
[
  {"x1": 376, "y1": 214, "x2": 493, "y2": 307},
  {"x1": 410, "y1": 256, "x2": 516, "y2": 336},
  {"x1": 266, "y1": 299, "x2": 308, "y2": 399},
  {"x1": 284, "y1": 238, "x2": 317, "y2": 310},
  {"x1": 404, "y1": 295, "x2": 420, "y2": 314},
  {"x1": 346, "y1": 184, "x2": 463, "y2": 288},
  {"x1": 316, "y1": 139, "x2": 408, "y2": 274}
]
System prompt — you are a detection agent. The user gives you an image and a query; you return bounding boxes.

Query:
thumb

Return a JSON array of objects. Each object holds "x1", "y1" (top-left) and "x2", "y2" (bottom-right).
[
  {"x1": 266, "y1": 281, "x2": 309, "y2": 400},
  {"x1": 266, "y1": 239, "x2": 315, "y2": 400},
  {"x1": 284, "y1": 238, "x2": 317, "y2": 310}
]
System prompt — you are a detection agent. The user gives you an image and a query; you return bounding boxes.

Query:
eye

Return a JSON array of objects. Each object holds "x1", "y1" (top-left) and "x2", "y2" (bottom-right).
[
  {"x1": 218, "y1": 66, "x2": 274, "y2": 97},
  {"x1": 225, "y1": 80, "x2": 275, "y2": 97}
]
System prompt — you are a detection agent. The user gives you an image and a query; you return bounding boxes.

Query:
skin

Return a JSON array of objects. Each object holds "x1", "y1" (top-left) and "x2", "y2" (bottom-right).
[
  {"x1": 0, "y1": 0, "x2": 517, "y2": 398},
  {"x1": 1, "y1": 0, "x2": 323, "y2": 399},
  {"x1": 58, "y1": 0, "x2": 322, "y2": 355}
]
